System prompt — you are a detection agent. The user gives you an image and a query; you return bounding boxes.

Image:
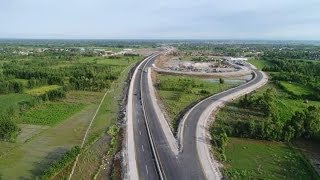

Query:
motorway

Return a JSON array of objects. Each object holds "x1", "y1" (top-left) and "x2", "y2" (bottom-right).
[{"x1": 127, "y1": 53, "x2": 267, "y2": 180}]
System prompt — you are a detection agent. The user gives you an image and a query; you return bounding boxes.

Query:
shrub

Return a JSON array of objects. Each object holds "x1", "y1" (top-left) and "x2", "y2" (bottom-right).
[
  {"x1": 40, "y1": 146, "x2": 81, "y2": 179},
  {"x1": 0, "y1": 116, "x2": 20, "y2": 141}
]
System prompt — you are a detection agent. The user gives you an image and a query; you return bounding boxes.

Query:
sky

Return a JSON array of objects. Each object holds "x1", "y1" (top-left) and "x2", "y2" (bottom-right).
[{"x1": 1, "y1": 0, "x2": 320, "y2": 40}]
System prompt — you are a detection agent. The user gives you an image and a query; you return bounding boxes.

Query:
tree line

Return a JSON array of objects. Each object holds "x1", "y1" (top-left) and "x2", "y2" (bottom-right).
[
  {"x1": 263, "y1": 59, "x2": 320, "y2": 100},
  {"x1": 2, "y1": 61, "x2": 123, "y2": 93},
  {"x1": 213, "y1": 88, "x2": 320, "y2": 143}
]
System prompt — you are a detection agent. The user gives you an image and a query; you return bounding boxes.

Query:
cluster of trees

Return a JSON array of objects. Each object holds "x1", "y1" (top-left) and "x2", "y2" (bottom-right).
[
  {"x1": 0, "y1": 78, "x2": 24, "y2": 94},
  {"x1": 217, "y1": 105, "x2": 320, "y2": 142},
  {"x1": 27, "y1": 77, "x2": 48, "y2": 88},
  {"x1": 262, "y1": 59, "x2": 320, "y2": 100},
  {"x1": 239, "y1": 88, "x2": 277, "y2": 117},
  {"x1": 212, "y1": 89, "x2": 320, "y2": 145},
  {"x1": 39, "y1": 88, "x2": 66, "y2": 101},
  {"x1": 3, "y1": 64, "x2": 64, "y2": 85},
  {"x1": 2, "y1": 60, "x2": 123, "y2": 92},
  {"x1": 262, "y1": 48, "x2": 320, "y2": 60},
  {"x1": 67, "y1": 64, "x2": 118, "y2": 91},
  {"x1": 0, "y1": 116, "x2": 20, "y2": 141},
  {"x1": 283, "y1": 106, "x2": 320, "y2": 141}
]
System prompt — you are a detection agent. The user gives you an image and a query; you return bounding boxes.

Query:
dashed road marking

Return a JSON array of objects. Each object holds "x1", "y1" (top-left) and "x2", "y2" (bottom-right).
[
  {"x1": 146, "y1": 165, "x2": 149, "y2": 174},
  {"x1": 142, "y1": 145, "x2": 144, "y2": 152}
]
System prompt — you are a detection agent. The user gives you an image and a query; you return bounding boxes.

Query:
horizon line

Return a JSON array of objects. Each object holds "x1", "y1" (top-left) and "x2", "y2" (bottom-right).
[{"x1": 1, "y1": 38, "x2": 320, "y2": 42}]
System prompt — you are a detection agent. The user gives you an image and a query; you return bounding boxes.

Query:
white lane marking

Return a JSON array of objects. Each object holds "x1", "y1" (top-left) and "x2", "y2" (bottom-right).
[
  {"x1": 142, "y1": 145, "x2": 144, "y2": 152},
  {"x1": 138, "y1": 118, "x2": 140, "y2": 123},
  {"x1": 146, "y1": 165, "x2": 149, "y2": 175},
  {"x1": 139, "y1": 131, "x2": 142, "y2": 135}
]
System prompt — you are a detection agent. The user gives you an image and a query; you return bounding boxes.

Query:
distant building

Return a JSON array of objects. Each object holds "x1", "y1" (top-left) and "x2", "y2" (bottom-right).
[
  {"x1": 224, "y1": 57, "x2": 248, "y2": 66},
  {"x1": 230, "y1": 57, "x2": 248, "y2": 61}
]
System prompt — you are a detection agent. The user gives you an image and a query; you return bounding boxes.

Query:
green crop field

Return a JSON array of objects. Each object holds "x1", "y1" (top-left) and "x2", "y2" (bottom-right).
[
  {"x1": 18, "y1": 102, "x2": 85, "y2": 126},
  {"x1": 0, "y1": 93, "x2": 34, "y2": 115},
  {"x1": 224, "y1": 138, "x2": 319, "y2": 179},
  {"x1": 0, "y1": 105, "x2": 97, "y2": 179},
  {"x1": 279, "y1": 81, "x2": 313, "y2": 96},
  {"x1": 25, "y1": 85, "x2": 62, "y2": 96}
]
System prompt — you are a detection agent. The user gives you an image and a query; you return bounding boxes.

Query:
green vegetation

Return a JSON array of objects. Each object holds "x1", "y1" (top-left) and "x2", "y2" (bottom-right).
[
  {"x1": 156, "y1": 74, "x2": 240, "y2": 132},
  {"x1": 0, "y1": 77, "x2": 24, "y2": 93},
  {"x1": 106, "y1": 125, "x2": 120, "y2": 155},
  {"x1": 211, "y1": 50, "x2": 320, "y2": 179},
  {"x1": 0, "y1": 41, "x2": 144, "y2": 178},
  {"x1": 18, "y1": 102, "x2": 85, "y2": 126},
  {"x1": 0, "y1": 116, "x2": 20, "y2": 142},
  {"x1": 26, "y1": 85, "x2": 61, "y2": 96},
  {"x1": 248, "y1": 59, "x2": 271, "y2": 70},
  {"x1": 224, "y1": 138, "x2": 319, "y2": 179},
  {"x1": 0, "y1": 93, "x2": 33, "y2": 115},
  {"x1": 279, "y1": 81, "x2": 313, "y2": 97},
  {"x1": 67, "y1": 56, "x2": 140, "y2": 179},
  {"x1": 263, "y1": 59, "x2": 320, "y2": 100},
  {"x1": 40, "y1": 146, "x2": 81, "y2": 179},
  {"x1": 0, "y1": 105, "x2": 98, "y2": 179}
]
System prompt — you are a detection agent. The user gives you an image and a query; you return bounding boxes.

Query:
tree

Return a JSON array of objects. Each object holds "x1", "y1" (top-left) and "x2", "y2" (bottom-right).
[
  {"x1": 219, "y1": 78, "x2": 224, "y2": 84},
  {"x1": 289, "y1": 111, "x2": 305, "y2": 138},
  {"x1": 283, "y1": 125, "x2": 295, "y2": 141},
  {"x1": 0, "y1": 116, "x2": 20, "y2": 141},
  {"x1": 303, "y1": 106, "x2": 320, "y2": 138}
]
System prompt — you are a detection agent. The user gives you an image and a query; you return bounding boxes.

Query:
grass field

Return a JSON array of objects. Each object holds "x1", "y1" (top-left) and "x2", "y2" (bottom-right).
[
  {"x1": 224, "y1": 138, "x2": 319, "y2": 179},
  {"x1": 156, "y1": 74, "x2": 241, "y2": 130},
  {"x1": 248, "y1": 59, "x2": 272, "y2": 70},
  {"x1": 0, "y1": 54, "x2": 142, "y2": 179},
  {"x1": 279, "y1": 81, "x2": 313, "y2": 96},
  {"x1": 17, "y1": 102, "x2": 85, "y2": 126},
  {"x1": 0, "y1": 105, "x2": 97, "y2": 179},
  {"x1": 0, "y1": 93, "x2": 34, "y2": 115},
  {"x1": 26, "y1": 85, "x2": 62, "y2": 96},
  {"x1": 62, "y1": 55, "x2": 141, "y2": 179},
  {"x1": 63, "y1": 91, "x2": 103, "y2": 104}
]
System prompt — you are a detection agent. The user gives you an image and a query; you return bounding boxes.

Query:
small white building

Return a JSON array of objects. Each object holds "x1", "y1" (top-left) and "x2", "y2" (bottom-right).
[{"x1": 230, "y1": 57, "x2": 248, "y2": 61}]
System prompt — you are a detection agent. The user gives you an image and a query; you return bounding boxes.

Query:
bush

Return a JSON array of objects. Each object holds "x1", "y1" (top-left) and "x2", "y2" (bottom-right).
[
  {"x1": 38, "y1": 88, "x2": 66, "y2": 101},
  {"x1": 214, "y1": 106, "x2": 320, "y2": 142},
  {"x1": 40, "y1": 146, "x2": 81, "y2": 179},
  {"x1": 0, "y1": 116, "x2": 20, "y2": 141},
  {"x1": 219, "y1": 78, "x2": 224, "y2": 84}
]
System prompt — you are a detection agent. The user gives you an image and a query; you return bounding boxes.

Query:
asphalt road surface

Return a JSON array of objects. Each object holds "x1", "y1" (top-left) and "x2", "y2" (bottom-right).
[{"x1": 130, "y1": 54, "x2": 265, "y2": 180}]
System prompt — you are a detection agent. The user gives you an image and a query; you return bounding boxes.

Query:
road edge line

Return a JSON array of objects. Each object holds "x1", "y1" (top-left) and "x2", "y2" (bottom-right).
[{"x1": 196, "y1": 69, "x2": 268, "y2": 179}]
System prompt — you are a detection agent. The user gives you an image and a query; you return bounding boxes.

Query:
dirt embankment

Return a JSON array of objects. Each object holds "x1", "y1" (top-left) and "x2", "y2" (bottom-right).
[
  {"x1": 153, "y1": 55, "x2": 252, "y2": 78},
  {"x1": 155, "y1": 54, "x2": 173, "y2": 69}
]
